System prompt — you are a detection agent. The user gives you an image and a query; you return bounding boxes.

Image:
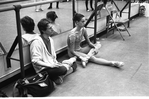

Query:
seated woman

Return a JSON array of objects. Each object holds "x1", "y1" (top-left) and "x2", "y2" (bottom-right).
[{"x1": 67, "y1": 12, "x2": 124, "y2": 68}]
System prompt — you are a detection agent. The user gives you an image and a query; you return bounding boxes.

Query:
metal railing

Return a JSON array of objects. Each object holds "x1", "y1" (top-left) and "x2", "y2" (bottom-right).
[
  {"x1": 0, "y1": 0, "x2": 59, "y2": 78},
  {"x1": 112, "y1": 0, "x2": 131, "y2": 27},
  {"x1": 0, "y1": 0, "x2": 29, "y2": 5}
]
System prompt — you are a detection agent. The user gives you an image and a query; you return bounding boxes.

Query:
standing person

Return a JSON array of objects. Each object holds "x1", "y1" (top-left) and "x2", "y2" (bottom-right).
[
  {"x1": 46, "y1": 11, "x2": 62, "y2": 35},
  {"x1": 67, "y1": 12, "x2": 124, "y2": 68},
  {"x1": 85, "y1": 0, "x2": 94, "y2": 11},
  {"x1": 20, "y1": 16, "x2": 39, "y2": 45},
  {"x1": 98, "y1": 0, "x2": 108, "y2": 9},
  {"x1": 47, "y1": 1, "x2": 59, "y2": 9},
  {"x1": 98, "y1": 0, "x2": 108, "y2": 6},
  {"x1": 30, "y1": 18, "x2": 77, "y2": 85},
  {"x1": 103, "y1": 0, "x2": 108, "y2": 6},
  {"x1": 34, "y1": 0, "x2": 43, "y2": 12}
]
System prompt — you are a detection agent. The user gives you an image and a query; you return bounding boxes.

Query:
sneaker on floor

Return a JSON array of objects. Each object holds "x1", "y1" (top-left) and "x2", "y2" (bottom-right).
[
  {"x1": 112, "y1": 61, "x2": 124, "y2": 68},
  {"x1": 54, "y1": 76, "x2": 63, "y2": 85},
  {"x1": 39, "y1": 8, "x2": 43, "y2": 11},
  {"x1": 35, "y1": 9, "x2": 40, "y2": 12},
  {"x1": 48, "y1": 6, "x2": 52, "y2": 9},
  {"x1": 86, "y1": 9, "x2": 90, "y2": 12}
]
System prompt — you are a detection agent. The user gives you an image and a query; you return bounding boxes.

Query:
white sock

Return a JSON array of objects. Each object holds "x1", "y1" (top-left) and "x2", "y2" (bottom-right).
[{"x1": 62, "y1": 56, "x2": 77, "y2": 66}]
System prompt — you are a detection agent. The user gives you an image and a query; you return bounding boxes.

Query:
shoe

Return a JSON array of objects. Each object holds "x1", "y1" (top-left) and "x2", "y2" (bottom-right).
[
  {"x1": 54, "y1": 76, "x2": 63, "y2": 85},
  {"x1": 39, "y1": 8, "x2": 43, "y2": 11},
  {"x1": 48, "y1": 6, "x2": 52, "y2": 9},
  {"x1": 70, "y1": 56, "x2": 77, "y2": 62},
  {"x1": 91, "y1": 8, "x2": 94, "y2": 11},
  {"x1": 86, "y1": 9, "x2": 90, "y2": 12},
  {"x1": 82, "y1": 61, "x2": 87, "y2": 68},
  {"x1": 35, "y1": 9, "x2": 40, "y2": 12},
  {"x1": 71, "y1": 62, "x2": 77, "y2": 72},
  {"x1": 102, "y1": 7, "x2": 106, "y2": 9},
  {"x1": 80, "y1": 56, "x2": 88, "y2": 68},
  {"x1": 62, "y1": 56, "x2": 76, "y2": 66},
  {"x1": 112, "y1": 61, "x2": 124, "y2": 68}
]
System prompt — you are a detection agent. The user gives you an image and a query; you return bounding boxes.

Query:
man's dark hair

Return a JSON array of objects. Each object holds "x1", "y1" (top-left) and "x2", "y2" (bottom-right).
[
  {"x1": 37, "y1": 18, "x2": 50, "y2": 34},
  {"x1": 20, "y1": 16, "x2": 35, "y2": 33}
]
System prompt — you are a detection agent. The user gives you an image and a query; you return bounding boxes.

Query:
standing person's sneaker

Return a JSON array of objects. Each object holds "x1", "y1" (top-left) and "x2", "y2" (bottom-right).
[
  {"x1": 48, "y1": 6, "x2": 52, "y2": 9},
  {"x1": 91, "y1": 8, "x2": 94, "y2": 11},
  {"x1": 86, "y1": 9, "x2": 90, "y2": 12},
  {"x1": 112, "y1": 61, "x2": 124, "y2": 68},
  {"x1": 35, "y1": 9, "x2": 40, "y2": 12},
  {"x1": 54, "y1": 76, "x2": 63, "y2": 85},
  {"x1": 39, "y1": 8, "x2": 43, "y2": 11}
]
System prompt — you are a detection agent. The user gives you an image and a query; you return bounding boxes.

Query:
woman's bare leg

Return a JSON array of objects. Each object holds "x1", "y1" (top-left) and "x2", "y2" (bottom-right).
[{"x1": 89, "y1": 56, "x2": 124, "y2": 68}]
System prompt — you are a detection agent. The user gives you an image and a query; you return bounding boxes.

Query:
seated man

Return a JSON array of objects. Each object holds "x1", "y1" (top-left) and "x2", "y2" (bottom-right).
[
  {"x1": 67, "y1": 12, "x2": 124, "y2": 68},
  {"x1": 20, "y1": 16, "x2": 39, "y2": 45},
  {"x1": 30, "y1": 18, "x2": 77, "y2": 85}
]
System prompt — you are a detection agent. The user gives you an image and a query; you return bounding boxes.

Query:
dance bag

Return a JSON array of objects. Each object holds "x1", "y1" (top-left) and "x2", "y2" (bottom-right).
[{"x1": 13, "y1": 71, "x2": 55, "y2": 97}]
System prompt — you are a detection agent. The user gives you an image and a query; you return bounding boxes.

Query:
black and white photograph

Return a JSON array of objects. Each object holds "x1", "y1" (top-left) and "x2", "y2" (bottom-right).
[{"x1": 0, "y1": 0, "x2": 148, "y2": 97}]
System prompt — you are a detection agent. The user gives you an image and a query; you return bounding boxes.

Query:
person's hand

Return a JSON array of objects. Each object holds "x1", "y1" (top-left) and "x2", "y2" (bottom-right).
[
  {"x1": 94, "y1": 49, "x2": 98, "y2": 55},
  {"x1": 55, "y1": 62, "x2": 63, "y2": 67}
]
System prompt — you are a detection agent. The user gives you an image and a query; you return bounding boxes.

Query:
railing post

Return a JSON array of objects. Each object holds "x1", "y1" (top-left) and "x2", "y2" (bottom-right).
[
  {"x1": 128, "y1": 0, "x2": 131, "y2": 28},
  {"x1": 72, "y1": 0, "x2": 75, "y2": 28},
  {"x1": 6, "y1": 36, "x2": 18, "y2": 68},
  {"x1": 94, "y1": 0, "x2": 98, "y2": 44},
  {"x1": 13, "y1": 5, "x2": 25, "y2": 78}
]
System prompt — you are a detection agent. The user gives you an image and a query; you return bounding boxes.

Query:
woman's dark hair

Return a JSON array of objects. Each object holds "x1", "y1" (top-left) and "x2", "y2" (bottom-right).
[
  {"x1": 20, "y1": 16, "x2": 35, "y2": 33},
  {"x1": 73, "y1": 12, "x2": 84, "y2": 22},
  {"x1": 37, "y1": 18, "x2": 50, "y2": 35},
  {"x1": 46, "y1": 11, "x2": 58, "y2": 22}
]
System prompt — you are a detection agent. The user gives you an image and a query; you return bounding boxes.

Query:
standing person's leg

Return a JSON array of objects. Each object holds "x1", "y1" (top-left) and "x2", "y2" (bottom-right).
[
  {"x1": 85, "y1": 0, "x2": 89, "y2": 11},
  {"x1": 35, "y1": 0, "x2": 43, "y2": 11},
  {"x1": 90, "y1": 0, "x2": 94, "y2": 10},
  {"x1": 34, "y1": 0, "x2": 38, "y2": 11},
  {"x1": 102, "y1": 0, "x2": 108, "y2": 6},
  {"x1": 39, "y1": 4, "x2": 43, "y2": 11},
  {"x1": 48, "y1": 3, "x2": 52, "y2": 9},
  {"x1": 56, "y1": 2, "x2": 59, "y2": 9}
]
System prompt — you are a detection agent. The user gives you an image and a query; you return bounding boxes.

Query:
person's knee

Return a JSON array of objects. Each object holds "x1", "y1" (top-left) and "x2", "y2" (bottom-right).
[
  {"x1": 59, "y1": 66, "x2": 67, "y2": 75},
  {"x1": 89, "y1": 55, "x2": 97, "y2": 62}
]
